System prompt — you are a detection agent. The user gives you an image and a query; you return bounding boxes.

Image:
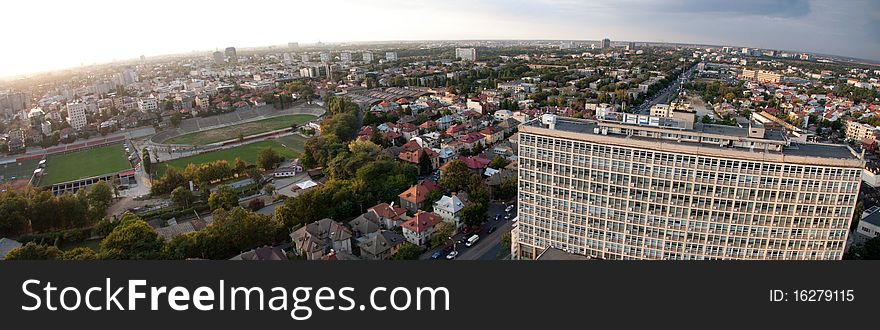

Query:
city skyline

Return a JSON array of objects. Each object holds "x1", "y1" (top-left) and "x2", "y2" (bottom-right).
[{"x1": 2, "y1": 0, "x2": 878, "y2": 78}]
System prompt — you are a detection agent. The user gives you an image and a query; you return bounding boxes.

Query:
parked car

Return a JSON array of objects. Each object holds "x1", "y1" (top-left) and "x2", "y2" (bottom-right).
[
  {"x1": 487, "y1": 226, "x2": 496, "y2": 234},
  {"x1": 431, "y1": 251, "x2": 444, "y2": 259},
  {"x1": 446, "y1": 251, "x2": 459, "y2": 260}
]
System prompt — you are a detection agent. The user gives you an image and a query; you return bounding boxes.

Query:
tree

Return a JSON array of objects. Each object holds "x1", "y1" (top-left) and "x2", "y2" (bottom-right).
[
  {"x1": 141, "y1": 148, "x2": 152, "y2": 176},
  {"x1": 99, "y1": 216, "x2": 164, "y2": 260},
  {"x1": 430, "y1": 222, "x2": 456, "y2": 248},
  {"x1": 0, "y1": 191, "x2": 30, "y2": 237},
  {"x1": 62, "y1": 247, "x2": 98, "y2": 260},
  {"x1": 264, "y1": 184, "x2": 275, "y2": 195},
  {"x1": 171, "y1": 187, "x2": 194, "y2": 208},
  {"x1": 247, "y1": 168, "x2": 263, "y2": 184},
  {"x1": 275, "y1": 189, "x2": 328, "y2": 228},
  {"x1": 208, "y1": 185, "x2": 240, "y2": 211},
  {"x1": 87, "y1": 181, "x2": 113, "y2": 217},
  {"x1": 170, "y1": 112, "x2": 182, "y2": 127},
  {"x1": 489, "y1": 155, "x2": 509, "y2": 169},
  {"x1": 844, "y1": 236, "x2": 880, "y2": 260},
  {"x1": 439, "y1": 160, "x2": 473, "y2": 193},
  {"x1": 460, "y1": 202, "x2": 487, "y2": 227},
  {"x1": 4, "y1": 242, "x2": 62, "y2": 260},
  {"x1": 418, "y1": 148, "x2": 433, "y2": 175},
  {"x1": 393, "y1": 243, "x2": 423, "y2": 260},
  {"x1": 162, "y1": 207, "x2": 281, "y2": 260},
  {"x1": 257, "y1": 147, "x2": 284, "y2": 170}
]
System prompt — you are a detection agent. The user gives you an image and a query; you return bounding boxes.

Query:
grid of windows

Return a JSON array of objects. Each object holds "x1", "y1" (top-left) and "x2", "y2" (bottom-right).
[{"x1": 515, "y1": 132, "x2": 861, "y2": 260}]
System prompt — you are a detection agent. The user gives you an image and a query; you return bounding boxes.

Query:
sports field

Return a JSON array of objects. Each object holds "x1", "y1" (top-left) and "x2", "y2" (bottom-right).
[
  {"x1": 156, "y1": 140, "x2": 300, "y2": 176},
  {"x1": 40, "y1": 144, "x2": 132, "y2": 186},
  {"x1": 0, "y1": 158, "x2": 41, "y2": 182},
  {"x1": 164, "y1": 114, "x2": 316, "y2": 145}
]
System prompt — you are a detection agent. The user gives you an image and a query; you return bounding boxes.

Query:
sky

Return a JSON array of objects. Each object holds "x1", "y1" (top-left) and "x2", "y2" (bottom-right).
[{"x1": 1, "y1": 0, "x2": 878, "y2": 78}]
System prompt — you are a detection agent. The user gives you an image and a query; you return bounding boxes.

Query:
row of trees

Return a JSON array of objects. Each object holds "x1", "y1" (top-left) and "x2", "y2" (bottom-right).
[
  {"x1": 5, "y1": 208, "x2": 285, "y2": 260},
  {"x1": 151, "y1": 148, "x2": 283, "y2": 195},
  {"x1": 0, "y1": 182, "x2": 113, "y2": 237}
]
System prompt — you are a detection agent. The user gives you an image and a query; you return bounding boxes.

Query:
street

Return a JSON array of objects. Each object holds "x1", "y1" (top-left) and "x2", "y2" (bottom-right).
[
  {"x1": 421, "y1": 201, "x2": 514, "y2": 261},
  {"x1": 636, "y1": 63, "x2": 697, "y2": 115}
]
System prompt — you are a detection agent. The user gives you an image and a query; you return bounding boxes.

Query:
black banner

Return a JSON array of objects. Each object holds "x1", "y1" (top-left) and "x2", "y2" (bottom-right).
[{"x1": 1, "y1": 261, "x2": 877, "y2": 328}]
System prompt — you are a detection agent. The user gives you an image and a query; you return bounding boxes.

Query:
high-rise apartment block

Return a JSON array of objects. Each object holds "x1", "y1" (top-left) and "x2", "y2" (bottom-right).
[
  {"x1": 601, "y1": 38, "x2": 611, "y2": 49},
  {"x1": 386, "y1": 52, "x2": 398, "y2": 61},
  {"x1": 455, "y1": 47, "x2": 477, "y2": 61},
  {"x1": 513, "y1": 113, "x2": 862, "y2": 260},
  {"x1": 224, "y1": 47, "x2": 237, "y2": 62},
  {"x1": 212, "y1": 51, "x2": 225, "y2": 65},
  {"x1": 66, "y1": 101, "x2": 88, "y2": 130}
]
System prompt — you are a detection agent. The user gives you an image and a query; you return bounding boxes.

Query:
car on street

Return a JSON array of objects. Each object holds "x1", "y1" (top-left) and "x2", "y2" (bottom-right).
[
  {"x1": 431, "y1": 251, "x2": 444, "y2": 259},
  {"x1": 505, "y1": 205, "x2": 514, "y2": 213},
  {"x1": 488, "y1": 226, "x2": 496, "y2": 234},
  {"x1": 446, "y1": 251, "x2": 459, "y2": 260},
  {"x1": 465, "y1": 235, "x2": 480, "y2": 247}
]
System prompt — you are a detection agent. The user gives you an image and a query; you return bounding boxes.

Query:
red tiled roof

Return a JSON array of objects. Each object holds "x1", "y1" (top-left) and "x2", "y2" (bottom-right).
[
  {"x1": 369, "y1": 203, "x2": 407, "y2": 220},
  {"x1": 398, "y1": 180, "x2": 441, "y2": 204},
  {"x1": 402, "y1": 211, "x2": 443, "y2": 233}
]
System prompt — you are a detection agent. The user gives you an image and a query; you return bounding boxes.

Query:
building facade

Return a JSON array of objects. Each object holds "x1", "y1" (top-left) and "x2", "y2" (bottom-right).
[
  {"x1": 455, "y1": 48, "x2": 477, "y2": 61},
  {"x1": 513, "y1": 114, "x2": 863, "y2": 260},
  {"x1": 66, "y1": 101, "x2": 88, "y2": 130}
]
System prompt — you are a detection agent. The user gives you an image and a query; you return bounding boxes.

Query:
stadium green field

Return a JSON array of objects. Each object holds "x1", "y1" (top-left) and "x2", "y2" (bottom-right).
[
  {"x1": 156, "y1": 140, "x2": 300, "y2": 176},
  {"x1": 0, "y1": 158, "x2": 41, "y2": 182},
  {"x1": 40, "y1": 144, "x2": 132, "y2": 186},
  {"x1": 164, "y1": 114, "x2": 316, "y2": 145}
]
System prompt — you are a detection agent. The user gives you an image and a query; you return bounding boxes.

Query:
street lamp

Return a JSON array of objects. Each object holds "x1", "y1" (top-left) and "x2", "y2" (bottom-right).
[{"x1": 449, "y1": 236, "x2": 456, "y2": 252}]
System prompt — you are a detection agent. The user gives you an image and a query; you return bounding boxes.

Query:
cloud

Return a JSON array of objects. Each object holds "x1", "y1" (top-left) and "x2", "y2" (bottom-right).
[{"x1": 660, "y1": 0, "x2": 811, "y2": 18}]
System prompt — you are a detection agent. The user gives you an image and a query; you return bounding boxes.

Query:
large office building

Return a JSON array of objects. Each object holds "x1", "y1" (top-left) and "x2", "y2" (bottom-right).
[
  {"x1": 601, "y1": 38, "x2": 611, "y2": 49},
  {"x1": 455, "y1": 47, "x2": 477, "y2": 61},
  {"x1": 513, "y1": 111, "x2": 863, "y2": 260}
]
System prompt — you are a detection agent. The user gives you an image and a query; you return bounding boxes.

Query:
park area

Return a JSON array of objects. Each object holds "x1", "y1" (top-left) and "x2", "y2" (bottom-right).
[
  {"x1": 156, "y1": 139, "x2": 302, "y2": 176},
  {"x1": 39, "y1": 144, "x2": 132, "y2": 186},
  {"x1": 163, "y1": 114, "x2": 316, "y2": 145}
]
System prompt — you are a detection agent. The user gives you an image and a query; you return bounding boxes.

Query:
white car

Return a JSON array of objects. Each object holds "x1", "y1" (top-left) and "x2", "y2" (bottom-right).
[{"x1": 445, "y1": 251, "x2": 459, "y2": 260}]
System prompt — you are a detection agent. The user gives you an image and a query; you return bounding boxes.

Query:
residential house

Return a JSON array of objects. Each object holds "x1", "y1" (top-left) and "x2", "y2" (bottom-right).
[
  {"x1": 480, "y1": 126, "x2": 504, "y2": 145},
  {"x1": 349, "y1": 211, "x2": 381, "y2": 238},
  {"x1": 398, "y1": 147, "x2": 440, "y2": 174},
  {"x1": 289, "y1": 218, "x2": 353, "y2": 260},
  {"x1": 368, "y1": 202, "x2": 408, "y2": 228},
  {"x1": 398, "y1": 180, "x2": 441, "y2": 212},
  {"x1": 401, "y1": 211, "x2": 444, "y2": 246},
  {"x1": 230, "y1": 246, "x2": 288, "y2": 260},
  {"x1": 433, "y1": 193, "x2": 468, "y2": 228},
  {"x1": 359, "y1": 230, "x2": 406, "y2": 260}
]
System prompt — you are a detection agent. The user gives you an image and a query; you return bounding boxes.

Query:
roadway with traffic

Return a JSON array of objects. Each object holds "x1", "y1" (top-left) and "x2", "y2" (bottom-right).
[{"x1": 421, "y1": 201, "x2": 515, "y2": 261}]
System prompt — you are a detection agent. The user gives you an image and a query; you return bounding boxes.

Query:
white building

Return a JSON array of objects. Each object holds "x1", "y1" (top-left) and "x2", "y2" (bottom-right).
[
  {"x1": 385, "y1": 52, "x2": 398, "y2": 62},
  {"x1": 433, "y1": 194, "x2": 467, "y2": 228},
  {"x1": 66, "y1": 102, "x2": 88, "y2": 130},
  {"x1": 455, "y1": 48, "x2": 477, "y2": 61},
  {"x1": 514, "y1": 114, "x2": 863, "y2": 260},
  {"x1": 362, "y1": 52, "x2": 373, "y2": 63},
  {"x1": 340, "y1": 52, "x2": 351, "y2": 63},
  {"x1": 138, "y1": 97, "x2": 158, "y2": 113}
]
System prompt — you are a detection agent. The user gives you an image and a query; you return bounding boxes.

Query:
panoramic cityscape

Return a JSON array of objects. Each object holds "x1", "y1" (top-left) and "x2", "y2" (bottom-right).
[{"x1": 1, "y1": 0, "x2": 880, "y2": 262}]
